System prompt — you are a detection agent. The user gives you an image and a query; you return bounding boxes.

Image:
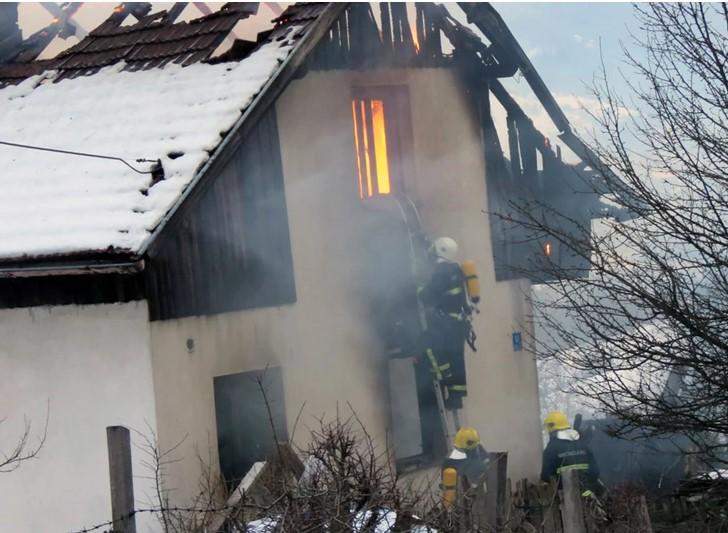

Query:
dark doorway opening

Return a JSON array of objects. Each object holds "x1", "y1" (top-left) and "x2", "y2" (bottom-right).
[{"x1": 213, "y1": 367, "x2": 288, "y2": 487}]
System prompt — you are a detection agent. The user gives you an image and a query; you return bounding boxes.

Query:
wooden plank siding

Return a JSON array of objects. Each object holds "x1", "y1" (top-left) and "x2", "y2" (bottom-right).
[{"x1": 145, "y1": 106, "x2": 296, "y2": 321}]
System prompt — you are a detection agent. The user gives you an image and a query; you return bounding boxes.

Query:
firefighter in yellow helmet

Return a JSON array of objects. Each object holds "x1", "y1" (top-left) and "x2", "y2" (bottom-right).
[
  {"x1": 441, "y1": 427, "x2": 489, "y2": 507},
  {"x1": 541, "y1": 411, "x2": 602, "y2": 496}
]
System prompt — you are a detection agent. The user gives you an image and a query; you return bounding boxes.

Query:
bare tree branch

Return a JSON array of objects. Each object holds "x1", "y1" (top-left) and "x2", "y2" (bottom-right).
[
  {"x1": 0, "y1": 401, "x2": 49, "y2": 474},
  {"x1": 514, "y1": 3, "x2": 728, "y2": 465}
]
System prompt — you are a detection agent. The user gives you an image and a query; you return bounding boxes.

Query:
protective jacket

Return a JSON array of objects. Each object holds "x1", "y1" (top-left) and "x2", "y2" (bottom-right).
[
  {"x1": 420, "y1": 258, "x2": 469, "y2": 409},
  {"x1": 541, "y1": 429, "x2": 600, "y2": 493},
  {"x1": 441, "y1": 445, "x2": 489, "y2": 506},
  {"x1": 421, "y1": 259, "x2": 468, "y2": 319}
]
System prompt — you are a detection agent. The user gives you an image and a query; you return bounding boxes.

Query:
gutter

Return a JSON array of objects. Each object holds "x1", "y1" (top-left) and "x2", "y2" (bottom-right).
[
  {"x1": 138, "y1": 2, "x2": 349, "y2": 257},
  {"x1": 0, "y1": 259, "x2": 144, "y2": 278}
]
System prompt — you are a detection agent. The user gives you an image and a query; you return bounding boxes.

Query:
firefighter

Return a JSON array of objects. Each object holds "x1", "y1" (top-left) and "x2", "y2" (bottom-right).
[
  {"x1": 419, "y1": 236, "x2": 470, "y2": 409},
  {"x1": 441, "y1": 427, "x2": 489, "y2": 508},
  {"x1": 541, "y1": 411, "x2": 603, "y2": 497}
]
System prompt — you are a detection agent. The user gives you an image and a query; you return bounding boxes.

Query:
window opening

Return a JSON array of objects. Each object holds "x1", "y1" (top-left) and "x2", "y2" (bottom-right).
[
  {"x1": 351, "y1": 86, "x2": 412, "y2": 201},
  {"x1": 213, "y1": 367, "x2": 288, "y2": 488},
  {"x1": 352, "y1": 96, "x2": 395, "y2": 198}
]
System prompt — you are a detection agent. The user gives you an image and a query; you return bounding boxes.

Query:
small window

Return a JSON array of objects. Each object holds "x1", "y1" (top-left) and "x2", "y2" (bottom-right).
[{"x1": 351, "y1": 87, "x2": 411, "y2": 200}]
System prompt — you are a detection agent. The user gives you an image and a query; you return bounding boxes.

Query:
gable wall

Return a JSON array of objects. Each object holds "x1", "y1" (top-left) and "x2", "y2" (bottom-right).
[
  {"x1": 147, "y1": 66, "x2": 542, "y2": 506},
  {"x1": 276, "y1": 68, "x2": 543, "y2": 480}
]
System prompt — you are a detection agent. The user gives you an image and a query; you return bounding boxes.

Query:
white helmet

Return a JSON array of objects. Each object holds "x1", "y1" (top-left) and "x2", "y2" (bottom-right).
[{"x1": 433, "y1": 237, "x2": 458, "y2": 262}]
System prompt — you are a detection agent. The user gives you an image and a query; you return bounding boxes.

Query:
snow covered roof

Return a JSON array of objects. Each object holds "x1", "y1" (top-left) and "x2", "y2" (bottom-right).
[{"x1": 0, "y1": 5, "x2": 317, "y2": 264}]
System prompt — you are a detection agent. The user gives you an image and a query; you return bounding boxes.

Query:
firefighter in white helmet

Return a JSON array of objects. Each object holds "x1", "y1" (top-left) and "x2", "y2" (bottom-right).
[
  {"x1": 434, "y1": 236, "x2": 459, "y2": 262},
  {"x1": 419, "y1": 236, "x2": 472, "y2": 409}
]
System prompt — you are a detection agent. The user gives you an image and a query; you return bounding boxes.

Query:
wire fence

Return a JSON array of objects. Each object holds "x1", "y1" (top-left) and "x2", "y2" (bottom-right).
[{"x1": 68, "y1": 501, "x2": 265, "y2": 533}]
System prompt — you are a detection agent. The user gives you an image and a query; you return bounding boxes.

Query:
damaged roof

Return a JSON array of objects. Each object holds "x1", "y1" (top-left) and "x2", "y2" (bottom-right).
[
  {"x1": 0, "y1": 3, "x2": 326, "y2": 264},
  {"x1": 48, "y1": 3, "x2": 258, "y2": 78},
  {"x1": 0, "y1": 2, "x2": 600, "y2": 270}
]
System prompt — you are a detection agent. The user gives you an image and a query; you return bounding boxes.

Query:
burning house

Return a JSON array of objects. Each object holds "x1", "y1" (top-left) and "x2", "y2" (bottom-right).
[{"x1": 0, "y1": 3, "x2": 612, "y2": 531}]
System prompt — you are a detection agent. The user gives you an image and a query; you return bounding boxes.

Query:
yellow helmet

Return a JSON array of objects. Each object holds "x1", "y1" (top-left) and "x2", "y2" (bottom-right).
[
  {"x1": 454, "y1": 427, "x2": 480, "y2": 450},
  {"x1": 544, "y1": 411, "x2": 570, "y2": 432}
]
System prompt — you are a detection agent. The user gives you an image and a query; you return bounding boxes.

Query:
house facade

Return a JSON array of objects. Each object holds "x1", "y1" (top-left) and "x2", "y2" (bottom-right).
[
  {"x1": 0, "y1": 3, "x2": 604, "y2": 531},
  {"x1": 148, "y1": 64, "x2": 543, "y2": 502}
]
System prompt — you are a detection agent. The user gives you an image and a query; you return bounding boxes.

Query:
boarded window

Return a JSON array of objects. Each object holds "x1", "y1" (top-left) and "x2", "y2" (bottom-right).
[
  {"x1": 213, "y1": 367, "x2": 288, "y2": 486},
  {"x1": 351, "y1": 86, "x2": 412, "y2": 199}
]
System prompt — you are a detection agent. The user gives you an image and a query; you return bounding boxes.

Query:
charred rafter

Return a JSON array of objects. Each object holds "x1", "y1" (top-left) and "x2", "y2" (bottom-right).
[
  {"x1": 459, "y1": 2, "x2": 638, "y2": 213},
  {"x1": 0, "y1": 3, "x2": 84, "y2": 65}
]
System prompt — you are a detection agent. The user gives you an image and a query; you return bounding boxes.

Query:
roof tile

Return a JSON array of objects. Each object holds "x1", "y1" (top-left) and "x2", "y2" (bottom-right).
[{"x1": 2, "y1": 3, "x2": 259, "y2": 85}]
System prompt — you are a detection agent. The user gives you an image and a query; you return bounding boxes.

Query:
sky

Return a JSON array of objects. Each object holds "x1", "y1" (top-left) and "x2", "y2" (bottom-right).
[
  {"x1": 492, "y1": 3, "x2": 639, "y2": 154},
  {"x1": 16, "y1": 2, "x2": 641, "y2": 156},
  {"x1": 496, "y1": 3, "x2": 636, "y2": 93}
]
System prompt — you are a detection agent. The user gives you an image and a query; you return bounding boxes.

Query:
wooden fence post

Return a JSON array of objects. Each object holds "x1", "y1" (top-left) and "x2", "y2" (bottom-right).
[
  {"x1": 483, "y1": 451, "x2": 508, "y2": 530},
  {"x1": 560, "y1": 470, "x2": 586, "y2": 533},
  {"x1": 471, "y1": 481, "x2": 488, "y2": 532},
  {"x1": 638, "y1": 495, "x2": 654, "y2": 533},
  {"x1": 107, "y1": 426, "x2": 136, "y2": 533}
]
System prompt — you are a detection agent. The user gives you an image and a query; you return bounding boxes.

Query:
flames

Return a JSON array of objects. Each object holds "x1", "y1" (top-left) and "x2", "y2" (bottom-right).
[
  {"x1": 412, "y1": 28, "x2": 421, "y2": 54},
  {"x1": 370, "y1": 100, "x2": 391, "y2": 194},
  {"x1": 352, "y1": 98, "x2": 391, "y2": 198}
]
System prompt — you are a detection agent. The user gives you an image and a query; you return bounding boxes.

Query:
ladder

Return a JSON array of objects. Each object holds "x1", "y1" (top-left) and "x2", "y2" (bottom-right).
[
  {"x1": 395, "y1": 196, "x2": 462, "y2": 446},
  {"x1": 433, "y1": 377, "x2": 461, "y2": 445}
]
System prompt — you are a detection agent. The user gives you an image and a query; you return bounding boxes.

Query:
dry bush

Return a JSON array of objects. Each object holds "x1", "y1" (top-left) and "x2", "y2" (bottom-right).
[
  {"x1": 137, "y1": 411, "x2": 489, "y2": 532},
  {"x1": 226, "y1": 413, "x2": 449, "y2": 532}
]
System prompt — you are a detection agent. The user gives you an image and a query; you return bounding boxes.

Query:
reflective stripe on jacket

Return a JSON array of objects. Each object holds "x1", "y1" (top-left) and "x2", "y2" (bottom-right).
[{"x1": 540, "y1": 429, "x2": 600, "y2": 484}]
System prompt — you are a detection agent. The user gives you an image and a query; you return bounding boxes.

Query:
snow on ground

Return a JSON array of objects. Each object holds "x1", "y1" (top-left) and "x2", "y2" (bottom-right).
[
  {"x1": 245, "y1": 510, "x2": 437, "y2": 532},
  {"x1": 0, "y1": 28, "x2": 299, "y2": 260},
  {"x1": 696, "y1": 469, "x2": 728, "y2": 480}
]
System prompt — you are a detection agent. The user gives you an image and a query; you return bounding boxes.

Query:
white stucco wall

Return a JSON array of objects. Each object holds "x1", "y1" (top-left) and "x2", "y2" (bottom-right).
[
  {"x1": 274, "y1": 68, "x2": 542, "y2": 480},
  {"x1": 0, "y1": 301, "x2": 159, "y2": 533},
  {"x1": 401, "y1": 69, "x2": 543, "y2": 478}
]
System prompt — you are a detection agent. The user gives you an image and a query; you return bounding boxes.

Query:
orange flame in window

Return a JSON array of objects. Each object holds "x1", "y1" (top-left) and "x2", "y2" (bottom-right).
[
  {"x1": 412, "y1": 26, "x2": 420, "y2": 54},
  {"x1": 352, "y1": 98, "x2": 392, "y2": 198},
  {"x1": 370, "y1": 100, "x2": 390, "y2": 195}
]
